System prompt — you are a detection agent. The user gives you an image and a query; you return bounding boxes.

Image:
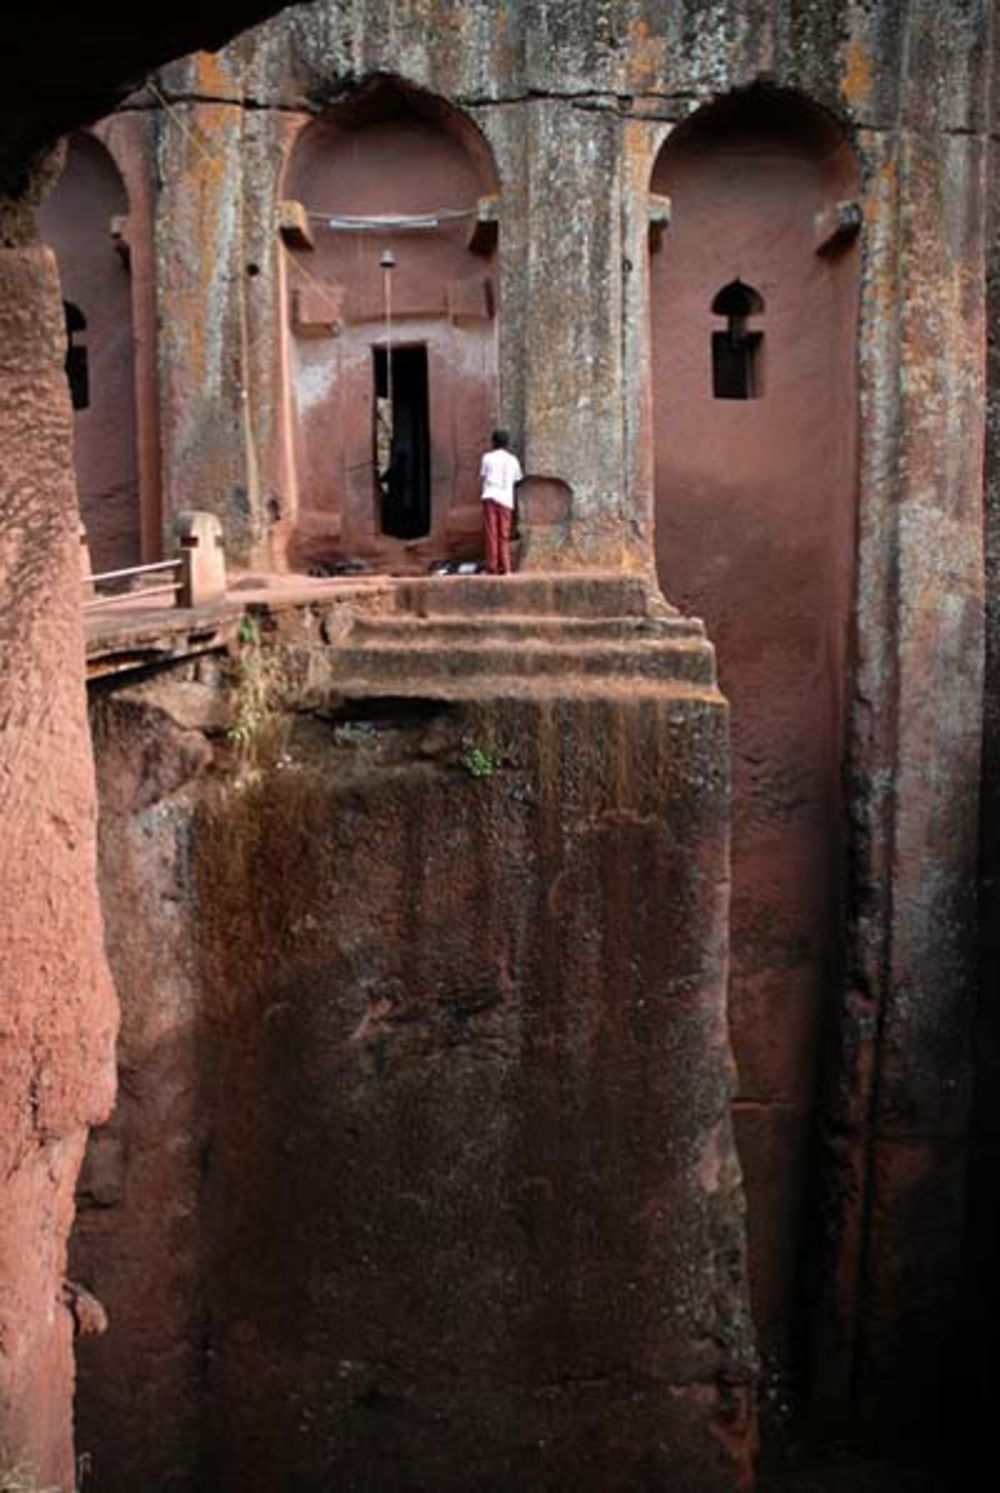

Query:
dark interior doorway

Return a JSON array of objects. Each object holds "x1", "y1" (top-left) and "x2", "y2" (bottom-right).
[
  {"x1": 374, "y1": 344, "x2": 431, "y2": 539},
  {"x1": 64, "y1": 301, "x2": 89, "y2": 410}
]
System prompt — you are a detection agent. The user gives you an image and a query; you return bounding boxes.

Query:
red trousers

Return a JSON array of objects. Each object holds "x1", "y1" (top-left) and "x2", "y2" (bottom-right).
[{"x1": 482, "y1": 499, "x2": 513, "y2": 575}]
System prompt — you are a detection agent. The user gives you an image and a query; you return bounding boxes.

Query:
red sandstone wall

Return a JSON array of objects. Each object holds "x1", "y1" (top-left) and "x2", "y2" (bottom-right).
[
  {"x1": 74, "y1": 627, "x2": 755, "y2": 1492},
  {"x1": 11, "y1": 0, "x2": 986, "y2": 1471},
  {"x1": 73, "y1": 686, "x2": 215, "y2": 1491},
  {"x1": 39, "y1": 133, "x2": 140, "y2": 575},
  {"x1": 0, "y1": 240, "x2": 117, "y2": 1490},
  {"x1": 281, "y1": 87, "x2": 499, "y2": 571},
  {"x1": 0, "y1": 1, "x2": 304, "y2": 1484},
  {"x1": 651, "y1": 92, "x2": 861, "y2": 1368}
]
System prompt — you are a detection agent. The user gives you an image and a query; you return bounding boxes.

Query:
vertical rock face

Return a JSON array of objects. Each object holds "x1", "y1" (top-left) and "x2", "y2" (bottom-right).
[
  {"x1": 0, "y1": 233, "x2": 117, "y2": 1486},
  {"x1": 201, "y1": 706, "x2": 750, "y2": 1492},
  {"x1": 969, "y1": 22, "x2": 1000, "y2": 1434},
  {"x1": 76, "y1": 582, "x2": 756, "y2": 1492},
  {"x1": 835, "y1": 8, "x2": 989, "y2": 1416},
  {"x1": 0, "y1": 3, "x2": 334, "y2": 1489},
  {"x1": 651, "y1": 89, "x2": 862, "y2": 1365},
  {"x1": 0, "y1": 7, "x2": 329, "y2": 1481}
]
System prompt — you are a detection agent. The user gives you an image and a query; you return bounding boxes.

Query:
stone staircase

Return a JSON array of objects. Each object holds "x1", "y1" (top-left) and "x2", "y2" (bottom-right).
[{"x1": 314, "y1": 572, "x2": 718, "y2": 698}]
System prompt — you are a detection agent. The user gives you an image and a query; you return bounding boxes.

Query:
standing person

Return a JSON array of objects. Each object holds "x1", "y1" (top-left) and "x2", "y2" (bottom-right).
[{"x1": 480, "y1": 428, "x2": 523, "y2": 575}]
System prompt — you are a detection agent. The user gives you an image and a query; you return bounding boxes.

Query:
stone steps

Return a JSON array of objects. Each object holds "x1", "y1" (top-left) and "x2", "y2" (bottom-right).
[
  {"x1": 324, "y1": 635, "x2": 716, "y2": 686},
  {"x1": 348, "y1": 613, "x2": 704, "y2": 645},
  {"x1": 392, "y1": 571, "x2": 670, "y2": 620},
  {"x1": 312, "y1": 571, "x2": 717, "y2": 696},
  {"x1": 315, "y1": 678, "x2": 719, "y2": 705}
]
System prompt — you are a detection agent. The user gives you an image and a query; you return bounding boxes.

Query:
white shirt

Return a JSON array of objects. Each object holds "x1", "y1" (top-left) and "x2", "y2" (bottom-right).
[{"x1": 480, "y1": 448, "x2": 523, "y2": 509}]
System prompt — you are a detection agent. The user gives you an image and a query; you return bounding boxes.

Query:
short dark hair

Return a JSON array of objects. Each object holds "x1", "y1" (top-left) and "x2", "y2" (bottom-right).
[{"x1": 491, "y1": 428, "x2": 510, "y2": 449}]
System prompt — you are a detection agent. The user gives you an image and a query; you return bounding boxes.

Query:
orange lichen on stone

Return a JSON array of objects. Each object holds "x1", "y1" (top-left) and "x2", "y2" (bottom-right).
[
  {"x1": 192, "y1": 48, "x2": 238, "y2": 99},
  {"x1": 841, "y1": 35, "x2": 873, "y2": 114},
  {"x1": 626, "y1": 16, "x2": 666, "y2": 91}
]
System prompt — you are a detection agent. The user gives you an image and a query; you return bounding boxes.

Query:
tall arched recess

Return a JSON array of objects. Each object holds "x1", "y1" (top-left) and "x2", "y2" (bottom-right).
[
  {"x1": 281, "y1": 79, "x2": 500, "y2": 573},
  {"x1": 650, "y1": 88, "x2": 861, "y2": 1365},
  {"x1": 39, "y1": 131, "x2": 139, "y2": 573}
]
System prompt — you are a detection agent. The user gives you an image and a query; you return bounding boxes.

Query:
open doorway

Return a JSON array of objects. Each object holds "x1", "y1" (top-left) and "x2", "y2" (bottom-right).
[
  {"x1": 373, "y1": 345, "x2": 431, "y2": 539},
  {"x1": 64, "y1": 302, "x2": 90, "y2": 410},
  {"x1": 282, "y1": 78, "x2": 500, "y2": 572}
]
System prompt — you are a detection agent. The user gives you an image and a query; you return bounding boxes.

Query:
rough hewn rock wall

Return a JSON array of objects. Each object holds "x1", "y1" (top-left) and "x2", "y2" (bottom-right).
[
  {"x1": 75, "y1": 593, "x2": 756, "y2": 1493},
  {"x1": 971, "y1": 3, "x2": 1000, "y2": 1434},
  {"x1": 823, "y1": 5, "x2": 989, "y2": 1418},
  {"x1": 114, "y1": 0, "x2": 993, "y2": 1418},
  {"x1": 0, "y1": 221, "x2": 117, "y2": 1488},
  {"x1": 0, "y1": 3, "x2": 292, "y2": 1484},
  {"x1": 0, "y1": 1, "x2": 990, "y2": 1485},
  {"x1": 73, "y1": 685, "x2": 216, "y2": 1492}
]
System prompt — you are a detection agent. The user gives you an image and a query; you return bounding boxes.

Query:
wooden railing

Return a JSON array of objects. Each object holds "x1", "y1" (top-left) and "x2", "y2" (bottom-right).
[
  {"x1": 80, "y1": 512, "x2": 226, "y2": 612},
  {"x1": 81, "y1": 557, "x2": 183, "y2": 612}
]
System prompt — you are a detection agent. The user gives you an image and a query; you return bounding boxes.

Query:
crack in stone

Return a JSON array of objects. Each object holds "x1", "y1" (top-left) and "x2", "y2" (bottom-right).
[{"x1": 131, "y1": 85, "x2": 996, "y2": 143}]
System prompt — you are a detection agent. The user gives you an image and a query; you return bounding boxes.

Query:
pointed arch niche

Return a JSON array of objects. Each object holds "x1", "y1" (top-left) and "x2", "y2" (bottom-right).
[
  {"x1": 40, "y1": 131, "x2": 140, "y2": 573},
  {"x1": 649, "y1": 88, "x2": 861, "y2": 1362},
  {"x1": 280, "y1": 79, "x2": 500, "y2": 572}
]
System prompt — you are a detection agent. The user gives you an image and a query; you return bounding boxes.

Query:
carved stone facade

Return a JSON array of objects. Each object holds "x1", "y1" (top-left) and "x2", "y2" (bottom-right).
[{"x1": 1, "y1": 0, "x2": 998, "y2": 1489}]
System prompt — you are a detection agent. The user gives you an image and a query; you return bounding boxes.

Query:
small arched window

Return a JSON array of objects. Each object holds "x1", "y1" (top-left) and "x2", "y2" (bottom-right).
[
  {"x1": 711, "y1": 279, "x2": 764, "y2": 400},
  {"x1": 64, "y1": 301, "x2": 89, "y2": 411}
]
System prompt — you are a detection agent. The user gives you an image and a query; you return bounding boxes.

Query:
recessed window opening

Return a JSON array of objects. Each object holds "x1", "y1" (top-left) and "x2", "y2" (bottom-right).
[
  {"x1": 711, "y1": 279, "x2": 764, "y2": 400},
  {"x1": 373, "y1": 345, "x2": 431, "y2": 539},
  {"x1": 64, "y1": 301, "x2": 90, "y2": 411}
]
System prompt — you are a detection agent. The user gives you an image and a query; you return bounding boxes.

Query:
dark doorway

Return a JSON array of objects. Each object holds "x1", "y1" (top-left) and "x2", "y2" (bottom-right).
[
  {"x1": 64, "y1": 301, "x2": 90, "y2": 410},
  {"x1": 373, "y1": 345, "x2": 431, "y2": 539}
]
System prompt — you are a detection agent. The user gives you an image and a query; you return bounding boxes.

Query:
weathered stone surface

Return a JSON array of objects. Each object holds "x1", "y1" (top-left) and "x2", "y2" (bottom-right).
[
  {"x1": 56, "y1": 0, "x2": 994, "y2": 1452},
  {"x1": 157, "y1": 99, "x2": 261, "y2": 561},
  {"x1": 0, "y1": 4, "x2": 303, "y2": 1484},
  {"x1": 969, "y1": 18, "x2": 1000, "y2": 1436},
  {"x1": 820, "y1": 110, "x2": 988, "y2": 1416},
  {"x1": 0, "y1": 0, "x2": 996, "y2": 1484},
  {"x1": 75, "y1": 584, "x2": 756, "y2": 1492},
  {"x1": 73, "y1": 687, "x2": 214, "y2": 1492},
  {"x1": 0, "y1": 242, "x2": 117, "y2": 1486}
]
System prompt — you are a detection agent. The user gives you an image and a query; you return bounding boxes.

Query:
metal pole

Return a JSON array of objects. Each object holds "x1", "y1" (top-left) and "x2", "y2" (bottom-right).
[{"x1": 380, "y1": 248, "x2": 396, "y2": 444}]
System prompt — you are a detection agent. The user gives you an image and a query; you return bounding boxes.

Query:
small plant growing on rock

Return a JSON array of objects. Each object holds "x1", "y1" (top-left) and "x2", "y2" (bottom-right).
[
  {"x1": 459, "y1": 740, "x2": 501, "y2": 780},
  {"x1": 226, "y1": 612, "x2": 286, "y2": 776}
]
